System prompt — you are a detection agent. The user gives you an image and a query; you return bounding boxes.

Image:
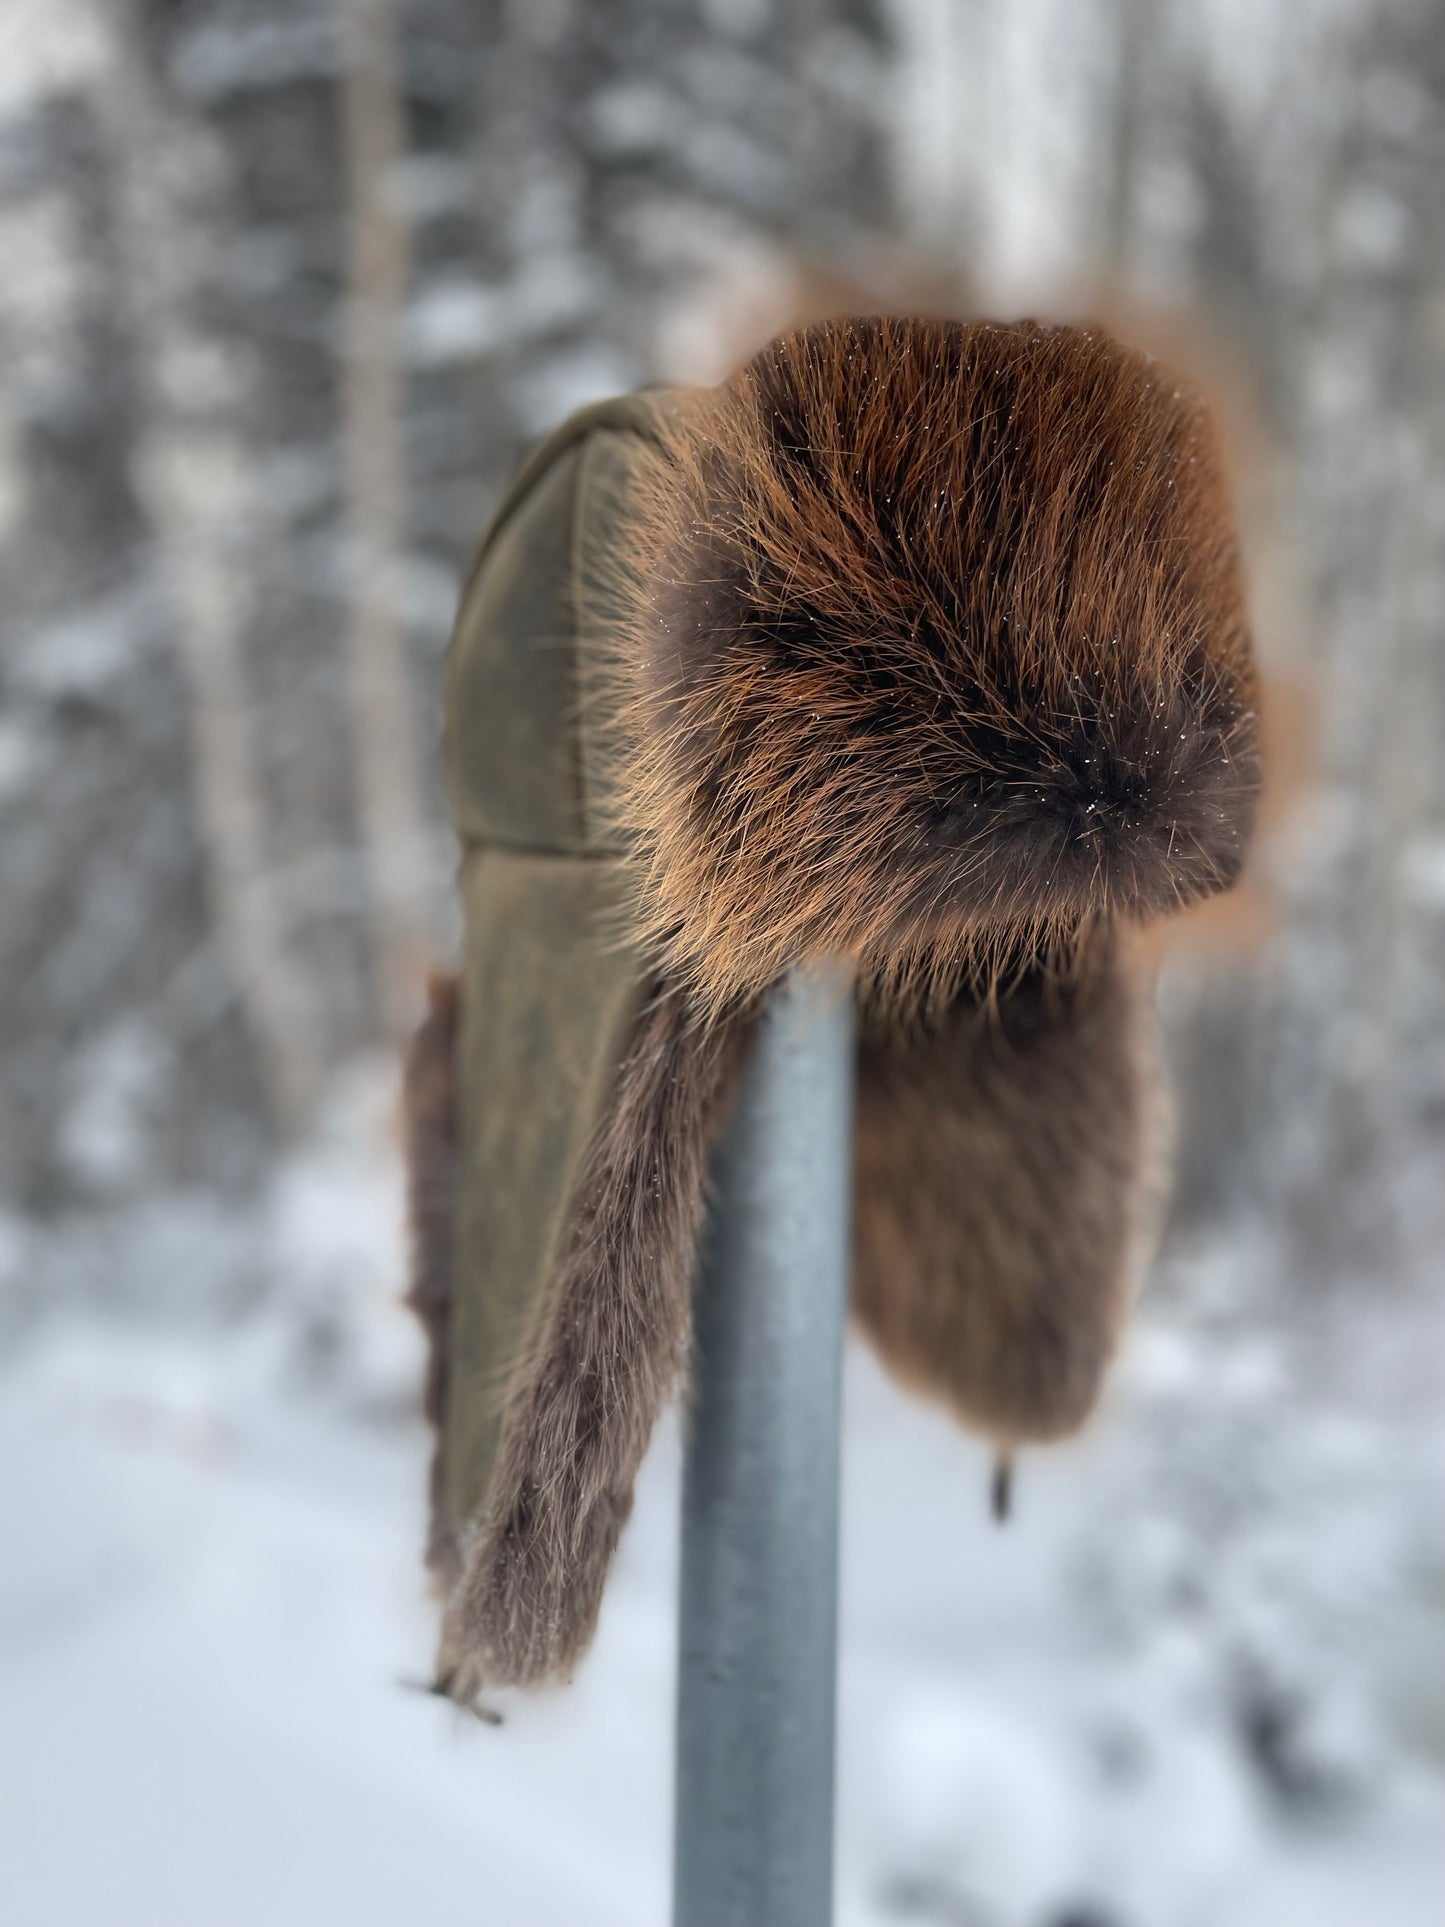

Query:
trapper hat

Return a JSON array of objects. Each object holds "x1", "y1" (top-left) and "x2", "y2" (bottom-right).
[{"x1": 404, "y1": 316, "x2": 1260, "y2": 1705}]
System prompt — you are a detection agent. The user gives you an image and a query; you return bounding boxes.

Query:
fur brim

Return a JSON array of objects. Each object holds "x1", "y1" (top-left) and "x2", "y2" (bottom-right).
[{"x1": 603, "y1": 317, "x2": 1261, "y2": 1014}]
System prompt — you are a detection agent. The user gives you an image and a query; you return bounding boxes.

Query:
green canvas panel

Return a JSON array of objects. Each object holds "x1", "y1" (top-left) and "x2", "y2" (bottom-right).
[
  {"x1": 439, "y1": 390, "x2": 690, "y2": 1542},
  {"x1": 444, "y1": 441, "x2": 590, "y2": 854},
  {"x1": 572, "y1": 424, "x2": 657, "y2": 850},
  {"x1": 443, "y1": 389, "x2": 682, "y2": 857},
  {"x1": 444, "y1": 845, "x2": 649, "y2": 1539}
]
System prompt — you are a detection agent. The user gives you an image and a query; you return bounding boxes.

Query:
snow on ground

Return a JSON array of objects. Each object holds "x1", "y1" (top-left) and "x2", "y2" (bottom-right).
[{"x1": 1, "y1": 1097, "x2": 1442, "y2": 1927}]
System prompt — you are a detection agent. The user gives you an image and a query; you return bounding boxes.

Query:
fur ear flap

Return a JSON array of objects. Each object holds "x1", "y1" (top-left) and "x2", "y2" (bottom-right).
[
  {"x1": 434, "y1": 986, "x2": 755, "y2": 1703},
  {"x1": 851, "y1": 925, "x2": 1162, "y2": 1447}
]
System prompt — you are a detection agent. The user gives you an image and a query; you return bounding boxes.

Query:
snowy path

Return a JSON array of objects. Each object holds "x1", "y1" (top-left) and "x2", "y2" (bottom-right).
[{"x1": 1, "y1": 1301, "x2": 1440, "y2": 1927}]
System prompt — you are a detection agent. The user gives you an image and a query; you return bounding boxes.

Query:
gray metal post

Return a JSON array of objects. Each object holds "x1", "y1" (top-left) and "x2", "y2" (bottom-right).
[{"x1": 673, "y1": 963, "x2": 856, "y2": 1927}]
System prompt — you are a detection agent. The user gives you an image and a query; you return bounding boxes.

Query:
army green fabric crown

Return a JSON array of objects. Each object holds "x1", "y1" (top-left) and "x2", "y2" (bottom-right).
[{"x1": 439, "y1": 392, "x2": 677, "y2": 1548}]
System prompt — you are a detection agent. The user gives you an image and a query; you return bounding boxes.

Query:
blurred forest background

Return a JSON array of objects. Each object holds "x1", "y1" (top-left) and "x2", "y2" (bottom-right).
[
  {"x1": 6, "y1": 0, "x2": 1445, "y2": 1293},
  {"x1": 1, "y1": 4, "x2": 1443, "y2": 1926}
]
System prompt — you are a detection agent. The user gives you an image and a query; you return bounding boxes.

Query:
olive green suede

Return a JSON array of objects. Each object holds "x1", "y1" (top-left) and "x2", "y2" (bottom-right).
[
  {"x1": 445, "y1": 443, "x2": 592, "y2": 853},
  {"x1": 444, "y1": 847, "x2": 649, "y2": 1536},
  {"x1": 439, "y1": 394, "x2": 676, "y2": 1541},
  {"x1": 444, "y1": 389, "x2": 678, "y2": 855}
]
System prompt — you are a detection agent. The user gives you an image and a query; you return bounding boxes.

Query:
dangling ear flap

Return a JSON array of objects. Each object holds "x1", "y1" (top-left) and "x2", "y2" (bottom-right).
[
  {"x1": 403, "y1": 389, "x2": 759, "y2": 1700},
  {"x1": 434, "y1": 984, "x2": 754, "y2": 1703},
  {"x1": 851, "y1": 926, "x2": 1162, "y2": 1456}
]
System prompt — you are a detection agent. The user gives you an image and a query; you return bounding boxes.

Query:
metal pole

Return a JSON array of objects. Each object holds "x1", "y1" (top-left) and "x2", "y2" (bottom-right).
[{"x1": 673, "y1": 963, "x2": 856, "y2": 1927}]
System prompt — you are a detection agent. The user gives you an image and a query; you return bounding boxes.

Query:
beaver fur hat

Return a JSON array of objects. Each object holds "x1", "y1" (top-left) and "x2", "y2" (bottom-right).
[{"x1": 406, "y1": 316, "x2": 1260, "y2": 1705}]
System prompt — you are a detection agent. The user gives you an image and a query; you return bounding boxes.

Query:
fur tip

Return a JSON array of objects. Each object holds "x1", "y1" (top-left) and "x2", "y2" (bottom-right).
[
  {"x1": 400, "y1": 1673, "x2": 505, "y2": 1726},
  {"x1": 991, "y1": 1452, "x2": 1015, "y2": 1524}
]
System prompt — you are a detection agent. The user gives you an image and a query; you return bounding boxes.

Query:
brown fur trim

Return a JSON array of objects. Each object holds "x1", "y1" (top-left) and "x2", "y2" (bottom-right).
[
  {"x1": 402, "y1": 973, "x2": 462, "y2": 1590},
  {"x1": 605, "y1": 317, "x2": 1260, "y2": 1015},
  {"x1": 435, "y1": 987, "x2": 755, "y2": 1701},
  {"x1": 852, "y1": 925, "x2": 1160, "y2": 1447}
]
